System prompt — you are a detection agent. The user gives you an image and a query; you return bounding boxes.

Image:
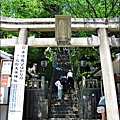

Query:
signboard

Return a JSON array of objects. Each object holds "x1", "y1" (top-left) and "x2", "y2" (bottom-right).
[
  {"x1": 0, "y1": 87, "x2": 4, "y2": 104},
  {"x1": 8, "y1": 45, "x2": 28, "y2": 120},
  {"x1": 1, "y1": 60, "x2": 12, "y2": 75},
  {"x1": 0, "y1": 76, "x2": 11, "y2": 87},
  {"x1": 55, "y1": 15, "x2": 71, "y2": 41},
  {"x1": 9, "y1": 84, "x2": 25, "y2": 112},
  {"x1": 11, "y1": 45, "x2": 28, "y2": 84},
  {"x1": 0, "y1": 87, "x2": 9, "y2": 104}
]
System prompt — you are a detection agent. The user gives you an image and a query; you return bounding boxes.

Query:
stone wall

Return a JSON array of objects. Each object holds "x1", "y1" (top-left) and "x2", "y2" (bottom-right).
[{"x1": 76, "y1": 77, "x2": 101, "y2": 119}]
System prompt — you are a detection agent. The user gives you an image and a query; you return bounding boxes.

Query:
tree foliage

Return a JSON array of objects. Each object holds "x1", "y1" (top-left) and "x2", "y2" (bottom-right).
[
  {"x1": 0, "y1": 0, "x2": 120, "y2": 77},
  {"x1": 1, "y1": 0, "x2": 44, "y2": 18},
  {"x1": 62, "y1": 0, "x2": 120, "y2": 18},
  {"x1": 1, "y1": 0, "x2": 119, "y2": 18}
]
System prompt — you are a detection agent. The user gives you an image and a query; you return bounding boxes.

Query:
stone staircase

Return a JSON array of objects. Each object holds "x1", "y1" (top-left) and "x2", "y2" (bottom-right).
[
  {"x1": 48, "y1": 48, "x2": 80, "y2": 120},
  {"x1": 57, "y1": 49, "x2": 71, "y2": 72},
  {"x1": 48, "y1": 88, "x2": 79, "y2": 119}
]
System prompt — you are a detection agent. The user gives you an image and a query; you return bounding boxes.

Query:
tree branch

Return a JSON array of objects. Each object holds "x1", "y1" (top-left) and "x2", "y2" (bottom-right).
[
  {"x1": 66, "y1": 0, "x2": 79, "y2": 18},
  {"x1": 87, "y1": 2, "x2": 94, "y2": 18},
  {"x1": 86, "y1": 0, "x2": 98, "y2": 18},
  {"x1": 42, "y1": 0, "x2": 58, "y2": 15},
  {"x1": 105, "y1": 0, "x2": 107, "y2": 17},
  {"x1": 106, "y1": 0, "x2": 119, "y2": 17},
  {"x1": 76, "y1": 0, "x2": 94, "y2": 17}
]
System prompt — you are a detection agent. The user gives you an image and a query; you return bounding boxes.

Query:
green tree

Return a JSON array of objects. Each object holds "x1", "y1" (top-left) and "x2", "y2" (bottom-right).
[{"x1": 1, "y1": 0, "x2": 119, "y2": 78}]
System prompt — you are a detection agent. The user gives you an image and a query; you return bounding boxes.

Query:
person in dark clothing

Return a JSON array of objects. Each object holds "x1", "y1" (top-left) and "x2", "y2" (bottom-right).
[
  {"x1": 67, "y1": 70, "x2": 74, "y2": 90},
  {"x1": 61, "y1": 76, "x2": 67, "y2": 92}
]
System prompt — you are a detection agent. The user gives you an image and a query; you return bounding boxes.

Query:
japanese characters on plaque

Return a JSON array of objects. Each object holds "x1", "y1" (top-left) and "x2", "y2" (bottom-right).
[
  {"x1": 11, "y1": 45, "x2": 28, "y2": 84},
  {"x1": 0, "y1": 76, "x2": 11, "y2": 87},
  {"x1": 0, "y1": 58, "x2": 13, "y2": 105},
  {"x1": 1, "y1": 60, "x2": 12, "y2": 75},
  {"x1": 9, "y1": 84, "x2": 24, "y2": 112}
]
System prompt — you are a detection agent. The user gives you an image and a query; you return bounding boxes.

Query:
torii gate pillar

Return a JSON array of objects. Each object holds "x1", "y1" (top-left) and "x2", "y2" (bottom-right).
[{"x1": 98, "y1": 28, "x2": 119, "y2": 120}]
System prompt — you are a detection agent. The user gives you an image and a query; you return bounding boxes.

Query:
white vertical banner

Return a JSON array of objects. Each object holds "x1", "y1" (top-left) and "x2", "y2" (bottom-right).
[{"x1": 8, "y1": 45, "x2": 28, "y2": 120}]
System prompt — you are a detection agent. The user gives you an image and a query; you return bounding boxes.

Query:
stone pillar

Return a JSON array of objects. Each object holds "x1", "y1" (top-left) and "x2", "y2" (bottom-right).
[
  {"x1": 17, "y1": 28, "x2": 28, "y2": 45},
  {"x1": 41, "y1": 76, "x2": 45, "y2": 91},
  {"x1": 98, "y1": 28, "x2": 119, "y2": 120},
  {"x1": 45, "y1": 81, "x2": 49, "y2": 98},
  {"x1": 44, "y1": 99, "x2": 48, "y2": 119}
]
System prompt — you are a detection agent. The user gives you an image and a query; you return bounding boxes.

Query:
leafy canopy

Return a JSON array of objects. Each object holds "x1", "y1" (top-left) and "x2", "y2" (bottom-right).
[{"x1": 1, "y1": 0, "x2": 120, "y2": 77}]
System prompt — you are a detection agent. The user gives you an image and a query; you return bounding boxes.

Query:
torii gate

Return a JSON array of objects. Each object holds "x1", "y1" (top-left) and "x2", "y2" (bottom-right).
[{"x1": 0, "y1": 16, "x2": 120, "y2": 120}]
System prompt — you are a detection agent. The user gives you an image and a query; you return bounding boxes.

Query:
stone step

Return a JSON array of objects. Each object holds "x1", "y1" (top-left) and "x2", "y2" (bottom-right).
[
  {"x1": 52, "y1": 89, "x2": 75, "y2": 93},
  {"x1": 48, "y1": 118, "x2": 80, "y2": 119},
  {"x1": 50, "y1": 102, "x2": 78, "y2": 108},
  {"x1": 50, "y1": 106, "x2": 78, "y2": 112},
  {"x1": 48, "y1": 114, "x2": 79, "y2": 118},
  {"x1": 51, "y1": 97, "x2": 77, "y2": 101},
  {"x1": 50, "y1": 99, "x2": 78, "y2": 104},
  {"x1": 52, "y1": 88, "x2": 76, "y2": 93},
  {"x1": 51, "y1": 100, "x2": 78, "y2": 107},
  {"x1": 49, "y1": 110, "x2": 79, "y2": 115},
  {"x1": 51, "y1": 94, "x2": 78, "y2": 100},
  {"x1": 51, "y1": 96, "x2": 78, "y2": 104},
  {"x1": 52, "y1": 91, "x2": 77, "y2": 95}
]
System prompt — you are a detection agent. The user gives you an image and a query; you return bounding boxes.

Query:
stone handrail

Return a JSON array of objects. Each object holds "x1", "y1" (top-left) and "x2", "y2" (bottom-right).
[{"x1": 47, "y1": 68, "x2": 56, "y2": 107}]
